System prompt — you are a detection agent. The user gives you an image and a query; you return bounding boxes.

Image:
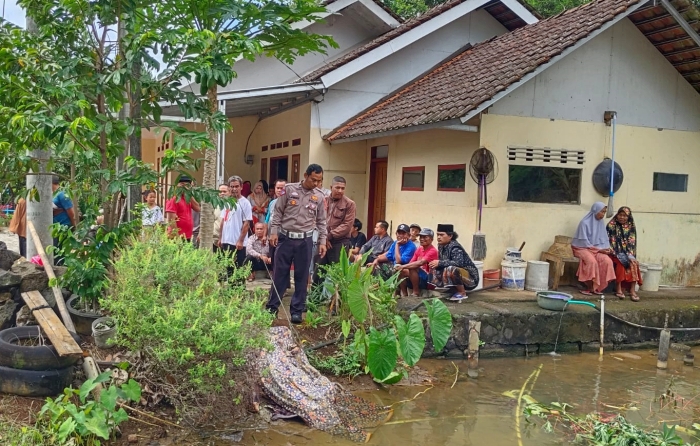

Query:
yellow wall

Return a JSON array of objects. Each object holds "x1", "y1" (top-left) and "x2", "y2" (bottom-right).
[
  {"x1": 348, "y1": 115, "x2": 700, "y2": 285},
  {"x1": 310, "y1": 127, "x2": 368, "y2": 223}
]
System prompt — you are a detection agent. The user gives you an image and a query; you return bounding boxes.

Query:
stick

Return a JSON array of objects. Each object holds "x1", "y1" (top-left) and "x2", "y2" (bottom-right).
[
  {"x1": 389, "y1": 386, "x2": 433, "y2": 408},
  {"x1": 451, "y1": 362, "x2": 459, "y2": 389},
  {"x1": 118, "y1": 403, "x2": 184, "y2": 429},
  {"x1": 26, "y1": 221, "x2": 77, "y2": 334},
  {"x1": 82, "y1": 356, "x2": 103, "y2": 400},
  {"x1": 515, "y1": 365, "x2": 543, "y2": 446}
]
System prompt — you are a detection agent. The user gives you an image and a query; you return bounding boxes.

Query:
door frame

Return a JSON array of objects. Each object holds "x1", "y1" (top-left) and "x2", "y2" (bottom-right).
[
  {"x1": 367, "y1": 146, "x2": 388, "y2": 228},
  {"x1": 269, "y1": 155, "x2": 289, "y2": 186}
]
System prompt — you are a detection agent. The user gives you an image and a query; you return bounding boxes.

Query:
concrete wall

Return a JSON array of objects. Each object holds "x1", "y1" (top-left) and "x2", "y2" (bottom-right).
[
  {"x1": 479, "y1": 114, "x2": 700, "y2": 285},
  {"x1": 490, "y1": 19, "x2": 700, "y2": 132},
  {"x1": 315, "y1": 9, "x2": 508, "y2": 131}
]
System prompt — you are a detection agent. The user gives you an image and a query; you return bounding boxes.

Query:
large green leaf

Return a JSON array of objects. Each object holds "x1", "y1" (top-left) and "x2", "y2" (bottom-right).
[
  {"x1": 425, "y1": 299, "x2": 452, "y2": 352},
  {"x1": 121, "y1": 379, "x2": 142, "y2": 402},
  {"x1": 367, "y1": 327, "x2": 398, "y2": 381},
  {"x1": 347, "y1": 280, "x2": 368, "y2": 324},
  {"x1": 395, "y1": 313, "x2": 425, "y2": 366},
  {"x1": 83, "y1": 411, "x2": 110, "y2": 439},
  {"x1": 57, "y1": 418, "x2": 77, "y2": 443}
]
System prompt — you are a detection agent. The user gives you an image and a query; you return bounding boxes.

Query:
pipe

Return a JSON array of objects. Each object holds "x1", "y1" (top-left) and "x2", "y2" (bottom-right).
[
  {"x1": 606, "y1": 113, "x2": 617, "y2": 218},
  {"x1": 658, "y1": 315, "x2": 670, "y2": 369},
  {"x1": 599, "y1": 295, "x2": 605, "y2": 357}
]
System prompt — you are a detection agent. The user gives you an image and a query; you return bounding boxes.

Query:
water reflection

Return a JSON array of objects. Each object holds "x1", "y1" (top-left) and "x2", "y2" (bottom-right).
[{"x1": 181, "y1": 350, "x2": 698, "y2": 445}]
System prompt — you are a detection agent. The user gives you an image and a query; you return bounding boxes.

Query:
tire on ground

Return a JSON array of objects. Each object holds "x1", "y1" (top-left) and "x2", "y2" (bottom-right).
[
  {"x1": 0, "y1": 326, "x2": 81, "y2": 370},
  {"x1": 0, "y1": 364, "x2": 74, "y2": 397}
]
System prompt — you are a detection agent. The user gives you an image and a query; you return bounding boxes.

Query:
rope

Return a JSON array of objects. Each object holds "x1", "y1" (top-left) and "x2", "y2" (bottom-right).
[{"x1": 259, "y1": 252, "x2": 304, "y2": 344}]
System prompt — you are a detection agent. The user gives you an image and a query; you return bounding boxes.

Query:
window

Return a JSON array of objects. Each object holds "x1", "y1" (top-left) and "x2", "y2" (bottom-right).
[
  {"x1": 437, "y1": 164, "x2": 466, "y2": 192},
  {"x1": 653, "y1": 172, "x2": 687, "y2": 192},
  {"x1": 402, "y1": 166, "x2": 424, "y2": 191},
  {"x1": 508, "y1": 165, "x2": 581, "y2": 204}
]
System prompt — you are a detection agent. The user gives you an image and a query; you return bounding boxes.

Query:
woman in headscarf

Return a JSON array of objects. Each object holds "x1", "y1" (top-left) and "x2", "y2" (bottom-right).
[
  {"x1": 572, "y1": 202, "x2": 616, "y2": 296},
  {"x1": 428, "y1": 224, "x2": 479, "y2": 302},
  {"x1": 248, "y1": 180, "x2": 271, "y2": 224},
  {"x1": 607, "y1": 206, "x2": 642, "y2": 301}
]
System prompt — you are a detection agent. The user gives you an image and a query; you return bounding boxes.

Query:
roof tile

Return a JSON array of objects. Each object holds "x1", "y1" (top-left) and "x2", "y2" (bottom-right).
[{"x1": 326, "y1": 0, "x2": 641, "y2": 141}]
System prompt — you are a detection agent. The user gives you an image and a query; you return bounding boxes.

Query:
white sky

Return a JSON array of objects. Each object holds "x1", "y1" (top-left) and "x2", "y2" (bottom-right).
[{"x1": 2, "y1": 0, "x2": 25, "y2": 27}]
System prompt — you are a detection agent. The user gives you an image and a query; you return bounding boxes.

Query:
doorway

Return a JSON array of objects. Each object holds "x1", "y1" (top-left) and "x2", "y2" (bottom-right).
[
  {"x1": 368, "y1": 145, "x2": 388, "y2": 227},
  {"x1": 269, "y1": 156, "x2": 289, "y2": 185}
]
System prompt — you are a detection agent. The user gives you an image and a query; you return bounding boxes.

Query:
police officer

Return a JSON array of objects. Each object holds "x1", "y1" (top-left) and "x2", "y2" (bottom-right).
[{"x1": 267, "y1": 164, "x2": 327, "y2": 324}]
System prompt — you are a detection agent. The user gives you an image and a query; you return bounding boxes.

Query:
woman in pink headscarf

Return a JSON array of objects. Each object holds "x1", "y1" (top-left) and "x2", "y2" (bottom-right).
[{"x1": 572, "y1": 202, "x2": 616, "y2": 296}]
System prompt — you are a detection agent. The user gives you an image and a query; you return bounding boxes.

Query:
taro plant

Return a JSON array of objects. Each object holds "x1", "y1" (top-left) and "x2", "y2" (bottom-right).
[
  {"x1": 321, "y1": 248, "x2": 453, "y2": 383},
  {"x1": 39, "y1": 371, "x2": 141, "y2": 445}
]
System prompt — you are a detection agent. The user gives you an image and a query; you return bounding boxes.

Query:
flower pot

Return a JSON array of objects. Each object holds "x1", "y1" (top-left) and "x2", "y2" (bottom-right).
[
  {"x1": 92, "y1": 317, "x2": 117, "y2": 349},
  {"x1": 67, "y1": 294, "x2": 102, "y2": 336}
]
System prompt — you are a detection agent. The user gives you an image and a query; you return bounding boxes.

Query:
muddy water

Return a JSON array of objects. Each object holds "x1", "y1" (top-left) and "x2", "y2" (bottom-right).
[{"x1": 181, "y1": 350, "x2": 699, "y2": 445}]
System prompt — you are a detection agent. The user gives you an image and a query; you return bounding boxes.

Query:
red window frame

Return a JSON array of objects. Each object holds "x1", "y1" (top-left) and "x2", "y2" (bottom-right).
[
  {"x1": 437, "y1": 164, "x2": 467, "y2": 192},
  {"x1": 401, "y1": 166, "x2": 425, "y2": 191}
]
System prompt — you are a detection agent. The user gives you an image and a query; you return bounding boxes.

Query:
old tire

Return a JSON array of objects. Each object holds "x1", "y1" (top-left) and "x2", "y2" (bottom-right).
[
  {"x1": 0, "y1": 364, "x2": 74, "y2": 397},
  {"x1": 0, "y1": 326, "x2": 81, "y2": 371}
]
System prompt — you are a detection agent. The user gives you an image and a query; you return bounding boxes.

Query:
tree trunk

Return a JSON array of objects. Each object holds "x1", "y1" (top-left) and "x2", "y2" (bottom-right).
[
  {"x1": 25, "y1": 16, "x2": 54, "y2": 262},
  {"x1": 128, "y1": 60, "x2": 142, "y2": 216},
  {"x1": 198, "y1": 86, "x2": 218, "y2": 250}
]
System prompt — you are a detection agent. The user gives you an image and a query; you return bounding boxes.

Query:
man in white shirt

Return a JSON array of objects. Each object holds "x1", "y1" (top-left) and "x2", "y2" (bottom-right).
[
  {"x1": 212, "y1": 183, "x2": 230, "y2": 252},
  {"x1": 219, "y1": 175, "x2": 253, "y2": 271}
]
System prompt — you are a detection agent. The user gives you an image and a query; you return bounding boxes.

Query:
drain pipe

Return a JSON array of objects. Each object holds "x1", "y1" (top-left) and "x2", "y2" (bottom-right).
[{"x1": 599, "y1": 295, "x2": 605, "y2": 357}]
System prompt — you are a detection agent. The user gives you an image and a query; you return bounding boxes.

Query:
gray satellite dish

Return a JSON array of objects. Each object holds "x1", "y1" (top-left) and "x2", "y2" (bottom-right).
[{"x1": 592, "y1": 159, "x2": 623, "y2": 197}]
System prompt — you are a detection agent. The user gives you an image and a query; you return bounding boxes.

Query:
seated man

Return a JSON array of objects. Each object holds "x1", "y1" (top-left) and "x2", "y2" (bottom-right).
[
  {"x1": 370, "y1": 224, "x2": 416, "y2": 281},
  {"x1": 409, "y1": 223, "x2": 421, "y2": 248},
  {"x1": 396, "y1": 228, "x2": 438, "y2": 297},
  {"x1": 429, "y1": 224, "x2": 479, "y2": 302},
  {"x1": 356, "y1": 220, "x2": 393, "y2": 265},
  {"x1": 245, "y1": 222, "x2": 272, "y2": 282}
]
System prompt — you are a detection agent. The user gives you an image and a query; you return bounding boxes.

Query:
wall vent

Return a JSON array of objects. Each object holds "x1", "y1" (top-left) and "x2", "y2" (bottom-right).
[{"x1": 507, "y1": 146, "x2": 585, "y2": 165}]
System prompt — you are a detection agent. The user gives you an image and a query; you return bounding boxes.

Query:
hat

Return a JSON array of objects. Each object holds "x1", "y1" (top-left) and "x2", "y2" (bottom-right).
[
  {"x1": 396, "y1": 223, "x2": 410, "y2": 233},
  {"x1": 419, "y1": 228, "x2": 434, "y2": 237},
  {"x1": 179, "y1": 175, "x2": 192, "y2": 183},
  {"x1": 409, "y1": 223, "x2": 421, "y2": 230},
  {"x1": 437, "y1": 224, "x2": 454, "y2": 233}
]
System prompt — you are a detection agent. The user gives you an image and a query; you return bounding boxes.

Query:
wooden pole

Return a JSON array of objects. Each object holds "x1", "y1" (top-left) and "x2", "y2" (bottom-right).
[
  {"x1": 467, "y1": 320, "x2": 481, "y2": 378},
  {"x1": 26, "y1": 221, "x2": 76, "y2": 334}
]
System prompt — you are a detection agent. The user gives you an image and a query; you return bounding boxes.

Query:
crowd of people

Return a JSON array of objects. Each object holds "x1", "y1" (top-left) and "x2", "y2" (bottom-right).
[
  {"x1": 153, "y1": 164, "x2": 481, "y2": 324},
  {"x1": 572, "y1": 202, "x2": 643, "y2": 301}
]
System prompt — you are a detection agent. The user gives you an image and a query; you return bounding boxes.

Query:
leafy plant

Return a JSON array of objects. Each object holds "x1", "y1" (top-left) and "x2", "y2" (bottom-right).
[
  {"x1": 317, "y1": 248, "x2": 453, "y2": 382},
  {"x1": 39, "y1": 371, "x2": 141, "y2": 445},
  {"x1": 307, "y1": 343, "x2": 363, "y2": 378},
  {"x1": 102, "y1": 229, "x2": 272, "y2": 421}
]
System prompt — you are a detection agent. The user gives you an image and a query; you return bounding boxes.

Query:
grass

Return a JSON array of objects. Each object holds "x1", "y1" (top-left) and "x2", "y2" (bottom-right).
[{"x1": 0, "y1": 420, "x2": 49, "y2": 446}]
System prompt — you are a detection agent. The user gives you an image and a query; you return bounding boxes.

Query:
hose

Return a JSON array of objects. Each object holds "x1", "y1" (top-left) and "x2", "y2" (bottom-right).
[{"x1": 584, "y1": 303, "x2": 700, "y2": 332}]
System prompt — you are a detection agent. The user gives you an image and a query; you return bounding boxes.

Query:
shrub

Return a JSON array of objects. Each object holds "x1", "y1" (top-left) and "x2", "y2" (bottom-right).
[{"x1": 102, "y1": 229, "x2": 272, "y2": 423}]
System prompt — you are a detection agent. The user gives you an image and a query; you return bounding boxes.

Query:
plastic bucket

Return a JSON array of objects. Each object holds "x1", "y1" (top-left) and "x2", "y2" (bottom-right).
[
  {"x1": 505, "y1": 247, "x2": 522, "y2": 260},
  {"x1": 92, "y1": 317, "x2": 118, "y2": 349},
  {"x1": 473, "y1": 261, "x2": 484, "y2": 291},
  {"x1": 525, "y1": 260, "x2": 549, "y2": 292},
  {"x1": 501, "y1": 260, "x2": 526, "y2": 291},
  {"x1": 640, "y1": 263, "x2": 662, "y2": 292},
  {"x1": 484, "y1": 269, "x2": 500, "y2": 280}
]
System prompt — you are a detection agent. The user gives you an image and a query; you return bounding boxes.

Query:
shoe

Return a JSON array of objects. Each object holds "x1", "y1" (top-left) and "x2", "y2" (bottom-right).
[
  {"x1": 290, "y1": 313, "x2": 303, "y2": 325},
  {"x1": 449, "y1": 293, "x2": 467, "y2": 302}
]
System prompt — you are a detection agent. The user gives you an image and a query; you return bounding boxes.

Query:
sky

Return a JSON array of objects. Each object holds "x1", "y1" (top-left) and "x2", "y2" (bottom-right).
[{"x1": 2, "y1": 0, "x2": 25, "y2": 27}]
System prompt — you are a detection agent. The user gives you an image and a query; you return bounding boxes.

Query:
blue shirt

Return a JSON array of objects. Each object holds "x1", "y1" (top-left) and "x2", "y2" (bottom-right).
[
  {"x1": 385, "y1": 241, "x2": 417, "y2": 264},
  {"x1": 265, "y1": 198, "x2": 278, "y2": 224},
  {"x1": 53, "y1": 191, "x2": 74, "y2": 226}
]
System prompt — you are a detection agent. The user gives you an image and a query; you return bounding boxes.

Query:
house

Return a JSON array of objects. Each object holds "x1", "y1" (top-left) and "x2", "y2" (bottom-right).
[{"x1": 144, "y1": 0, "x2": 700, "y2": 285}]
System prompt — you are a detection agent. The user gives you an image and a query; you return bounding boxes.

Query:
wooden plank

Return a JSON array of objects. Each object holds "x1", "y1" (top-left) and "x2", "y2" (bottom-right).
[
  {"x1": 26, "y1": 221, "x2": 76, "y2": 334},
  {"x1": 21, "y1": 291, "x2": 82, "y2": 357}
]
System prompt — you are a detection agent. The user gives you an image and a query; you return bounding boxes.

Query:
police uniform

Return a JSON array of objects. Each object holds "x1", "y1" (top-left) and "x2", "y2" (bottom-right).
[{"x1": 267, "y1": 182, "x2": 327, "y2": 317}]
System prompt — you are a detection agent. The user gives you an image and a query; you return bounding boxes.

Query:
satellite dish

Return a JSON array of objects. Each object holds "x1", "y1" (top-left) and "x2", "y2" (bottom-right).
[{"x1": 592, "y1": 159, "x2": 623, "y2": 197}]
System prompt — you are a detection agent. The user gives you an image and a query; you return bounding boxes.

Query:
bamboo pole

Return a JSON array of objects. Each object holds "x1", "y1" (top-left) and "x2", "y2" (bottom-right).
[{"x1": 26, "y1": 221, "x2": 76, "y2": 334}]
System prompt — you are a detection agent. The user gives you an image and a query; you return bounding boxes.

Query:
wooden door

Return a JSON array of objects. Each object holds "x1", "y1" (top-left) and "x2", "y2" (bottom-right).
[
  {"x1": 291, "y1": 154, "x2": 301, "y2": 183},
  {"x1": 261, "y1": 158, "x2": 268, "y2": 183},
  {"x1": 368, "y1": 159, "x2": 387, "y2": 226}
]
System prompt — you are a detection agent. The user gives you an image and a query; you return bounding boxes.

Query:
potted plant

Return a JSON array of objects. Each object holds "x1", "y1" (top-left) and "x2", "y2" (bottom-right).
[{"x1": 91, "y1": 316, "x2": 117, "y2": 348}]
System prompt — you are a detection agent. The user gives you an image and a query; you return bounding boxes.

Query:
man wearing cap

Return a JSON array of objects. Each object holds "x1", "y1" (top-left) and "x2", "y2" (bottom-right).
[
  {"x1": 313, "y1": 176, "x2": 356, "y2": 285},
  {"x1": 396, "y1": 228, "x2": 439, "y2": 297},
  {"x1": 370, "y1": 224, "x2": 417, "y2": 281},
  {"x1": 409, "y1": 223, "x2": 421, "y2": 248},
  {"x1": 165, "y1": 175, "x2": 200, "y2": 242},
  {"x1": 267, "y1": 164, "x2": 327, "y2": 324}
]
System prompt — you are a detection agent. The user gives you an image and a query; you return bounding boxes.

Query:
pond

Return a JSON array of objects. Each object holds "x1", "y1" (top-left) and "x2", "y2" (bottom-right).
[{"x1": 178, "y1": 350, "x2": 699, "y2": 445}]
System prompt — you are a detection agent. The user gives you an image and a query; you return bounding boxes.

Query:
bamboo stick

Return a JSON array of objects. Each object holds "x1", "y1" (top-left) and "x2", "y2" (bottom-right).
[{"x1": 26, "y1": 221, "x2": 76, "y2": 334}]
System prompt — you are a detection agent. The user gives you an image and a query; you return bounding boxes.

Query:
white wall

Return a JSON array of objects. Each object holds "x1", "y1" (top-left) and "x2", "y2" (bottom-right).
[
  {"x1": 217, "y1": 11, "x2": 381, "y2": 91},
  {"x1": 315, "y1": 8, "x2": 508, "y2": 131},
  {"x1": 490, "y1": 18, "x2": 700, "y2": 131}
]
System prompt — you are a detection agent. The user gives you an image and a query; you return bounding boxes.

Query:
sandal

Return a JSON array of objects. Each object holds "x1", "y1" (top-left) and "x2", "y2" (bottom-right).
[
  {"x1": 615, "y1": 292, "x2": 625, "y2": 299},
  {"x1": 247, "y1": 276, "x2": 255, "y2": 282},
  {"x1": 630, "y1": 294, "x2": 640, "y2": 302},
  {"x1": 579, "y1": 290, "x2": 593, "y2": 296},
  {"x1": 449, "y1": 293, "x2": 467, "y2": 302}
]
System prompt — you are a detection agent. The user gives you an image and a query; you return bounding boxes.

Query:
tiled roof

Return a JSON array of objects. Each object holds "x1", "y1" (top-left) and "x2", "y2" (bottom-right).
[
  {"x1": 326, "y1": 0, "x2": 642, "y2": 141},
  {"x1": 323, "y1": 0, "x2": 405, "y2": 23},
  {"x1": 299, "y1": 0, "x2": 518, "y2": 83}
]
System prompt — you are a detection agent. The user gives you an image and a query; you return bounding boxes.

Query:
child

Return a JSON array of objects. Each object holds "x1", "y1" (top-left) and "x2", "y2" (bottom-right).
[{"x1": 142, "y1": 191, "x2": 164, "y2": 226}]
